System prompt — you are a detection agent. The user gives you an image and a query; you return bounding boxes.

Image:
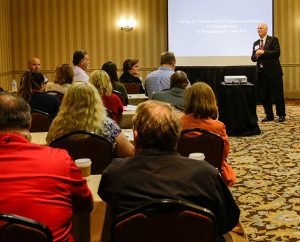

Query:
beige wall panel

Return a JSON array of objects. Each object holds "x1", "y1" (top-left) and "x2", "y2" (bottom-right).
[
  {"x1": 11, "y1": 0, "x2": 167, "y2": 82},
  {"x1": 275, "y1": 0, "x2": 300, "y2": 98},
  {"x1": 0, "y1": 0, "x2": 12, "y2": 90}
]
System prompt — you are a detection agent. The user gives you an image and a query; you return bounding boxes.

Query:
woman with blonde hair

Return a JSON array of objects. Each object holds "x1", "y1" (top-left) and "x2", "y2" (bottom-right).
[
  {"x1": 45, "y1": 64, "x2": 74, "y2": 94},
  {"x1": 46, "y1": 81, "x2": 134, "y2": 158},
  {"x1": 89, "y1": 70, "x2": 123, "y2": 122},
  {"x1": 181, "y1": 82, "x2": 236, "y2": 187}
]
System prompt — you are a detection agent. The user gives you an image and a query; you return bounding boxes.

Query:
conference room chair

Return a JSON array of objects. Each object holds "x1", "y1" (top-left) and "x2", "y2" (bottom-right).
[
  {"x1": 105, "y1": 107, "x2": 122, "y2": 124},
  {"x1": 173, "y1": 104, "x2": 184, "y2": 111},
  {"x1": 105, "y1": 108, "x2": 114, "y2": 119},
  {"x1": 30, "y1": 108, "x2": 52, "y2": 132},
  {"x1": 123, "y1": 82, "x2": 140, "y2": 94},
  {"x1": 49, "y1": 130, "x2": 113, "y2": 174},
  {"x1": 177, "y1": 128, "x2": 224, "y2": 171},
  {"x1": 112, "y1": 89, "x2": 128, "y2": 106},
  {"x1": 0, "y1": 213, "x2": 53, "y2": 242},
  {"x1": 112, "y1": 199, "x2": 215, "y2": 242},
  {"x1": 45, "y1": 90, "x2": 64, "y2": 102}
]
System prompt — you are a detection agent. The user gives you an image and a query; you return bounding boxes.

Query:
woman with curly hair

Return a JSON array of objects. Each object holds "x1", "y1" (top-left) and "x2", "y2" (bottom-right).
[
  {"x1": 181, "y1": 82, "x2": 236, "y2": 187},
  {"x1": 46, "y1": 81, "x2": 134, "y2": 158},
  {"x1": 89, "y1": 70, "x2": 123, "y2": 123}
]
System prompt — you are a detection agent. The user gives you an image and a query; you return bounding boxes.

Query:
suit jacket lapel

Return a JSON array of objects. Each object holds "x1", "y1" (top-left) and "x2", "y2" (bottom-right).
[{"x1": 264, "y1": 36, "x2": 271, "y2": 50}]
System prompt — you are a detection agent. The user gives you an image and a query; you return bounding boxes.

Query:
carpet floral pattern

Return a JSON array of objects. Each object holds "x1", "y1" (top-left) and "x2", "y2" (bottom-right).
[{"x1": 228, "y1": 105, "x2": 300, "y2": 242}]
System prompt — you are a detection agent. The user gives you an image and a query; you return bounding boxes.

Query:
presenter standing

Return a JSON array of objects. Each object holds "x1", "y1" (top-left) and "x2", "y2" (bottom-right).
[{"x1": 251, "y1": 23, "x2": 286, "y2": 122}]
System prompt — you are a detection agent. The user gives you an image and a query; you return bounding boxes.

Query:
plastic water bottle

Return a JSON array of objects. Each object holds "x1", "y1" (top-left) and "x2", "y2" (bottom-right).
[{"x1": 11, "y1": 80, "x2": 18, "y2": 92}]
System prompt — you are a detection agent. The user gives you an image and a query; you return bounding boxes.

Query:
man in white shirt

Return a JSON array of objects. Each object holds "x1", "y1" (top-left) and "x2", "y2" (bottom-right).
[
  {"x1": 145, "y1": 52, "x2": 176, "y2": 99},
  {"x1": 72, "y1": 50, "x2": 90, "y2": 82}
]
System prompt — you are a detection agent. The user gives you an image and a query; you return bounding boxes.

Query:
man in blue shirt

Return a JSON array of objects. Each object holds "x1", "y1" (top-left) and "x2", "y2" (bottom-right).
[{"x1": 145, "y1": 52, "x2": 176, "y2": 99}]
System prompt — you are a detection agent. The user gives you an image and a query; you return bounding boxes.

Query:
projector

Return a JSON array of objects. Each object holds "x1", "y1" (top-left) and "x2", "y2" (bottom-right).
[{"x1": 224, "y1": 75, "x2": 247, "y2": 84}]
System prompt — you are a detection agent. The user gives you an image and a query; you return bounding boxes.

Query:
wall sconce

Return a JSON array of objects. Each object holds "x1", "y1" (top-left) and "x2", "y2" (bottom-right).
[{"x1": 118, "y1": 17, "x2": 136, "y2": 31}]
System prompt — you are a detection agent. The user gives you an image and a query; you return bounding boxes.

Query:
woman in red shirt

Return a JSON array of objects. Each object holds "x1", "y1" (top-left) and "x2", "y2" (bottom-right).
[{"x1": 89, "y1": 70, "x2": 123, "y2": 123}]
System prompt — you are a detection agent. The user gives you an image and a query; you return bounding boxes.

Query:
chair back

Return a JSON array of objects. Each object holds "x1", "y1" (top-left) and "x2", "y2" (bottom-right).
[
  {"x1": 45, "y1": 91, "x2": 64, "y2": 102},
  {"x1": 105, "y1": 108, "x2": 114, "y2": 119},
  {"x1": 177, "y1": 128, "x2": 224, "y2": 171},
  {"x1": 30, "y1": 109, "x2": 52, "y2": 132},
  {"x1": 113, "y1": 199, "x2": 215, "y2": 242},
  {"x1": 0, "y1": 213, "x2": 53, "y2": 242},
  {"x1": 49, "y1": 130, "x2": 113, "y2": 174},
  {"x1": 113, "y1": 90, "x2": 128, "y2": 106},
  {"x1": 123, "y1": 83, "x2": 140, "y2": 94}
]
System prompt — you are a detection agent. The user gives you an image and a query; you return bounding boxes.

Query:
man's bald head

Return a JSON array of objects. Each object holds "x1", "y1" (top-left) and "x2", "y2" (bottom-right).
[{"x1": 28, "y1": 58, "x2": 41, "y2": 72}]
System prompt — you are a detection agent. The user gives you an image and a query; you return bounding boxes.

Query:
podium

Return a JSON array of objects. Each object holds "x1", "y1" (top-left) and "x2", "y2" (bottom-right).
[{"x1": 217, "y1": 83, "x2": 261, "y2": 136}]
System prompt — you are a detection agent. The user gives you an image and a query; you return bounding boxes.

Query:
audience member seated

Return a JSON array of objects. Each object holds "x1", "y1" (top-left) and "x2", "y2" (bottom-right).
[
  {"x1": 72, "y1": 50, "x2": 90, "y2": 82},
  {"x1": 18, "y1": 71, "x2": 60, "y2": 119},
  {"x1": 152, "y1": 70, "x2": 189, "y2": 110},
  {"x1": 145, "y1": 51, "x2": 176, "y2": 99},
  {"x1": 0, "y1": 93, "x2": 93, "y2": 242},
  {"x1": 99, "y1": 100, "x2": 243, "y2": 242},
  {"x1": 102, "y1": 61, "x2": 128, "y2": 103},
  {"x1": 46, "y1": 82, "x2": 134, "y2": 158},
  {"x1": 181, "y1": 82, "x2": 236, "y2": 187},
  {"x1": 89, "y1": 70, "x2": 123, "y2": 123},
  {"x1": 45, "y1": 64, "x2": 74, "y2": 94},
  {"x1": 27, "y1": 57, "x2": 41, "y2": 72},
  {"x1": 21, "y1": 57, "x2": 48, "y2": 85},
  {"x1": 119, "y1": 58, "x2": 145, "y2": 93}
]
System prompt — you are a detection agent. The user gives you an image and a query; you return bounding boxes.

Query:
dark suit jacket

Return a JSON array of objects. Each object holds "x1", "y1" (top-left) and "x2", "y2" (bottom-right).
[
  {"x1": 98, "y1": 149, "x2": 240, "y2": 239},
  {"x1": 251, "y1": 35, "x2": 283, "y2": 79}
]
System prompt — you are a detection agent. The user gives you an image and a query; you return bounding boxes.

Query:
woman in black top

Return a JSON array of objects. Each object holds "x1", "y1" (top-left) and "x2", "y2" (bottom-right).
[
  {"x1": 18, "y1": 71, "x2": 60, "y2": 119},
  {"x1": 102, "y1": 61, "x2": 128, "y2": 104},
  {"x1": 119, "y1": 58, "x2": 145, "y2": 93}
]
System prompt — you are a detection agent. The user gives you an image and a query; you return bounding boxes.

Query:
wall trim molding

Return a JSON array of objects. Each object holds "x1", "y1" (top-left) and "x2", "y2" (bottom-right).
[
  {"x1": 0, "y1": 71, "x2": 12, "y2": 77},
  {"x1": 282, "y1": 63, "x2": 300, "y2": 67},
  {"x1": 5, "y1": 64, "x2": 300, "y2": 76}
]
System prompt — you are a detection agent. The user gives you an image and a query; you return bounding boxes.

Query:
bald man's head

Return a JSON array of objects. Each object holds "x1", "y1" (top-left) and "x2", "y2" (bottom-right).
[{"x1": 28, "y1": 58, "x2": 41, "y2": 72}]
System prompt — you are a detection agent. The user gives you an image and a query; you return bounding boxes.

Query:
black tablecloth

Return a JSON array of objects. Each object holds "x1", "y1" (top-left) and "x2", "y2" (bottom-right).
[
  {"x1": 217, "y1": 83, "x2": 261, "y2": 136},
  {"x1": 176, "y1": 65, "x2": 257, "y2": 93}
]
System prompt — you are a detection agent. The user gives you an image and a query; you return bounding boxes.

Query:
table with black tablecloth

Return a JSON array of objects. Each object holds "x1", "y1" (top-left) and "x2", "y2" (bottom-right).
[{"x1": 217, "y1": 83, "x2": 261, "y2": 136}]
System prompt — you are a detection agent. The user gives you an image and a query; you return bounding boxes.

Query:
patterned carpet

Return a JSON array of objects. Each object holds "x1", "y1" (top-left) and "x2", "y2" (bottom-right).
[{"x1": 228, "y1": 104, "x2": 300, "y2": 242}]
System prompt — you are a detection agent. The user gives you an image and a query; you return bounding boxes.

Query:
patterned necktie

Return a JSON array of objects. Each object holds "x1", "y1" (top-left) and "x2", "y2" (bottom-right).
[
  {"x1": 259, "y1": 40, "x2": 264, "y2": 68},
  {"x1": 260, "y1": 39, "x2": 264, "y2": 50}
]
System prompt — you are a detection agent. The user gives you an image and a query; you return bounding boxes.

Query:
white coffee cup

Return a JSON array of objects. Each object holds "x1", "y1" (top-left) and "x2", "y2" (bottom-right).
[
  {"x1": 75, "y1": 158, "x2": 92, "y2": 177},
  {"x1": 189, "y1": 153, "x2": 205, "y2": 161}
]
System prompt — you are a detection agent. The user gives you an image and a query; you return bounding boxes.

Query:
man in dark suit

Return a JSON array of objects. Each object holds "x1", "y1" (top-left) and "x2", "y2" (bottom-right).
[
  {"x1": 251, "y1": 23, "x2": 286, "y2": 122},
  {"x1": 99, "y1": 100, "x2": 245, "y2": 242}
]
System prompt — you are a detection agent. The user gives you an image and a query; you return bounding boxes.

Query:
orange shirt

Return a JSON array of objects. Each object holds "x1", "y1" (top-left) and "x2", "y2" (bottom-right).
[{"x1": 181, "y1": 114, "x2": 236, "y2": 186}]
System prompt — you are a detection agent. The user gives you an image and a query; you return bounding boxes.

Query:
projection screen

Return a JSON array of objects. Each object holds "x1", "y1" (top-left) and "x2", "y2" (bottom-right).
[{"x1": 168, "y1": 0, "x2": 273, "y2": 66}]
